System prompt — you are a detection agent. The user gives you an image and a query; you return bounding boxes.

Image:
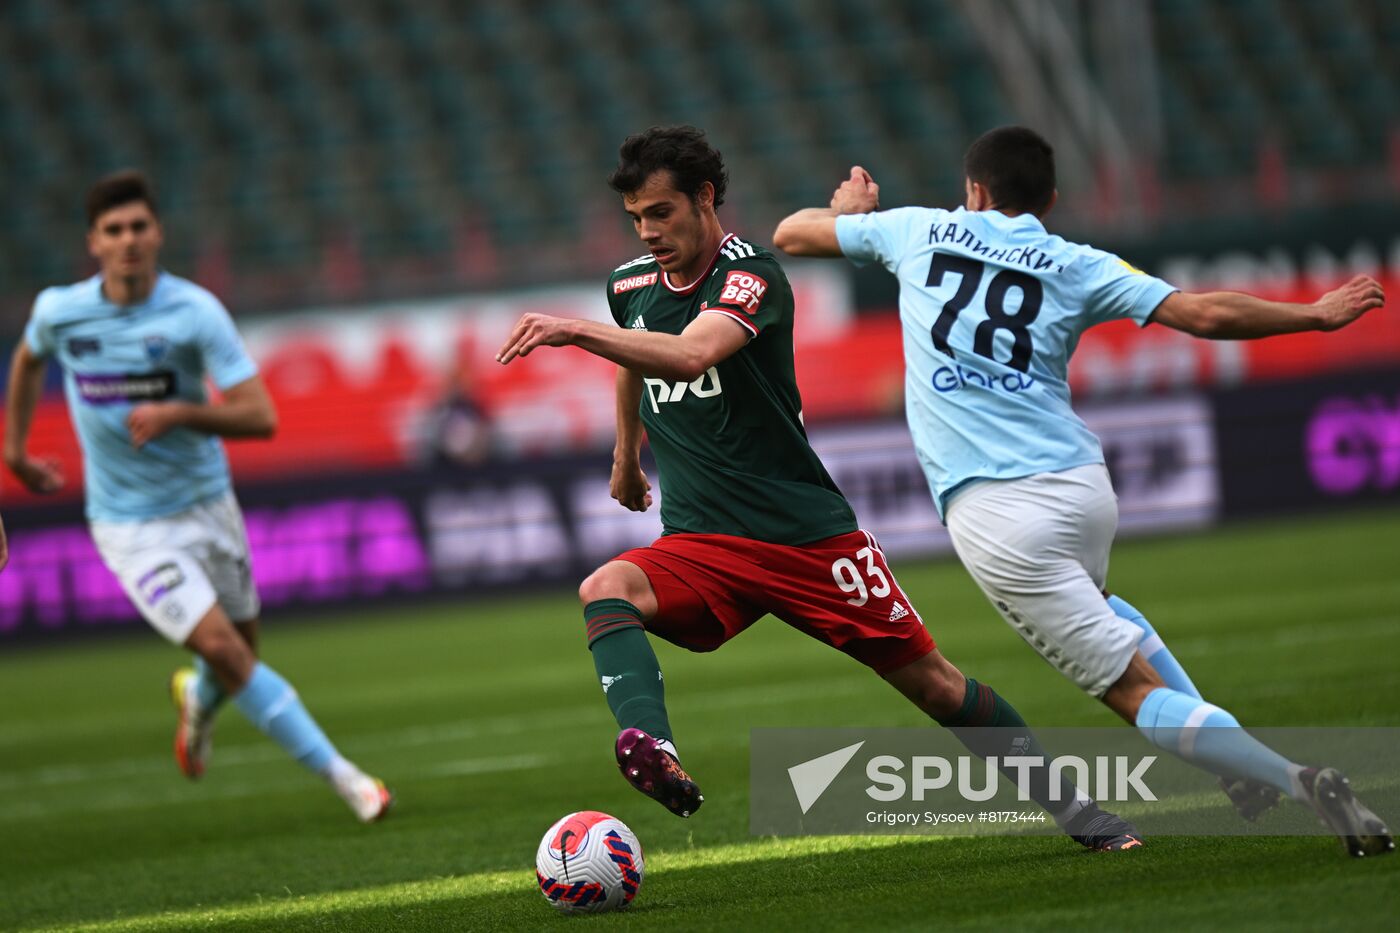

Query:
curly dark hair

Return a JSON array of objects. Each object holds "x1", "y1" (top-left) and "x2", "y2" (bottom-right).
[
  {"x1": 963, "y1": 126, "x2": 1056, "y2": 215},
  {"x1": 607, "y1": 125, "x2": 728, "y2": 207},
  {"x1": 86, "y1": 170, "x2": 159, "y2": 227}
]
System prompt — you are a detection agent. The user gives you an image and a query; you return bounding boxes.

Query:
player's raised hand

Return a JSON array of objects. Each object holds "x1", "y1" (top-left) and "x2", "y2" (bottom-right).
[
  {"x1": 830, "y1": 165, "x2": 880, "y2": 215},
  {"x1": 1313, "y1": 275, "x2": 1385, "y2": 331},
  {"x1": 5, "y1": 453, "x2": 64, "y2": 494},
  {"x1": 127, "y1": 403, "x2": 180, "y2": 448},
  {"x1": 496, "y1": 313, "x2": 579, "y2": 365},
  {"x1": 611, "y1": 459, "x2": 653, "y2": 512}
]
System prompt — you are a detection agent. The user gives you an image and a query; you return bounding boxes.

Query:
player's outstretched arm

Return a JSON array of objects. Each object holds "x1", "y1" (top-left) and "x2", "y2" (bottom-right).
[
  {"x1": 126, "y1": 375, "x2": 278, "y2": 448},
  {"x1": 773, "y1": 166, "x2": 881, "y2": 257},
  {"x1": 611, "y1": 367, "x2": 652, "y2": 513},
  {"x1": 773, "y1": 209, "x2": 843, "y2": 257},
  {"x1": 3, "y1": 342, "x2": 64, "y2": 494},
  {"x1": 495, "y1": 312, "x2": 747, "y2": 382},
  {"x1": 1150, "y1": 275, "x2": 1385, "y2": 339}
]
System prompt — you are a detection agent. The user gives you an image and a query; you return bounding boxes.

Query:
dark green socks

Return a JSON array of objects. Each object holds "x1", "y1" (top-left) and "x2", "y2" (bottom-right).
[
  {"x1": 936, "y1": 678, "x2": 1086, "y2": 822},
  {"x1": 585, "y1": 599, "x2": 674, "y2": 742},
  {"x1": 938, "y1": 677, "x2": 1025, "y2": 729}
]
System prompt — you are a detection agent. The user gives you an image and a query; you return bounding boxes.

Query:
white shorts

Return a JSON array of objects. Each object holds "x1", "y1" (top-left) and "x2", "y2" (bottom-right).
[
  {"x1": 945, "y1": 464, "x2": 1138, "y2": 697},
  {"x1": 91, "y1": 492, "x2": 261, "y2": 644}
]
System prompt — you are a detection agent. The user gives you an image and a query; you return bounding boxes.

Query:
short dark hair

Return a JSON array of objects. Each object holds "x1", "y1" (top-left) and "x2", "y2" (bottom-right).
[
  {"x1": 963, "y1": 127, "x2": 1056, "y2": 215},
  {"x1": 608, "y1": 125, "x2": 728, "y2": 207},
  {"x1": 86, "y1": 170, "x2": 159, "y2": 227}
]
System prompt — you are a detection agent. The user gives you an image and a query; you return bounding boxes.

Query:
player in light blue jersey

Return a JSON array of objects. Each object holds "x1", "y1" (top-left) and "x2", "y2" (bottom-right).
[
  {"x1": 4, "y1": 171, "x2": 390, "y2": 823},
  {"x1": 776, "y1": 126, "x2": 1391, "y2": 857}
]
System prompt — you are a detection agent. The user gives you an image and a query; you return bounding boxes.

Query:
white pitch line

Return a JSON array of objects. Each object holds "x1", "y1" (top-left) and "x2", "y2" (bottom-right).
[
  {"x1": 0, "y1": 676, "x2": 873, "y2": 796},
  {"x1": 0, "y1": 752, "x2": 550, "y2": 822},
  {"x1": 420, "y1": 753, "x2": 547, "y2": 777},
  {"x1": 6, "y1": 604, "x2": 1394, "y2": 796},
  {"x1": 2, "y1": 576, "x2": 1393, "y2": 749},
  {"x1": 1140, "y1": 579, "x2": 1400, "y2": 625},
  {"x1": 1172, "y1": 615, "x2": 1400, "y2": 659}
]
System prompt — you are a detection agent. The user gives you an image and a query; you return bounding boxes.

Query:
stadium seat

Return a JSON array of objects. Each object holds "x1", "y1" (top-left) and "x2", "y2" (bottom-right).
[{"x1": 0, "y1": 0, "x2": 1388, "y2": 328}]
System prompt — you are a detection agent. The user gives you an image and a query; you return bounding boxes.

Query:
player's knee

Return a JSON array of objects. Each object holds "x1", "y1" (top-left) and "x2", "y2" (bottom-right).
[
  {"x1": 578, "y1": 569, "x2": 609, "y2": 606},
  {"x1": 1101, "y1": 653, "x2": 1166, "y2": 724},
  {"x1": 919, "y1": 675, "x2": 966, "y2": 720},
  {"x1": 887, "y1": 652, "x2": 967, "y2": 720},
  {"x1": 579, "y1": 562, "x2": 636, "y2": 605},
  {"x1": 187, "y1": 612, "x2": 256, "y2": 689}
]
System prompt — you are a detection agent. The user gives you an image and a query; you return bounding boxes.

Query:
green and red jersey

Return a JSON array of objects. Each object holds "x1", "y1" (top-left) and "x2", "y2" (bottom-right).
[{"x1": 605, "y1": 233, "x2": 857, "y2": 545}]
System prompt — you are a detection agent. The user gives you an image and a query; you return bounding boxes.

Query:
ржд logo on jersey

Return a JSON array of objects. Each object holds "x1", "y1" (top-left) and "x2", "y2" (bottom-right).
[
  {"x1": 719, "y1": 270, "x2": 767, "y2": 314},
  {"x1": 614, "y1": 272, "x2": 659, "y2": 294},
  {"x1": 643, "y1": 366, "x2": 722, "y2": 412}
]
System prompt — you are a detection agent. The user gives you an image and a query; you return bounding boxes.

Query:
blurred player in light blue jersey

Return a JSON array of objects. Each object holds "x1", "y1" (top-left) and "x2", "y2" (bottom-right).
[
  {"x1": 775, "y1": 126, "x2": 1392, "y2": 857},
  {"x1": 4, "y1": 171, "x2": 391, "y2": 823}
]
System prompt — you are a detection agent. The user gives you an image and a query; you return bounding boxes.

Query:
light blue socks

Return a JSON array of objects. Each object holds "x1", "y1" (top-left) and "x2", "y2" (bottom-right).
[
  {"x1": 233, "y1": 662, "x2": 339, "y2": 774},
  {"x1": 1108, "y1": 594, "x2": 1201, "y2": 698},
  {"x1": 1114, "y1": 595, "x2": 1302, "y2": 799},
  {"x1": 1135, "y1": 687, "x2": 1302, "y2": 799}
]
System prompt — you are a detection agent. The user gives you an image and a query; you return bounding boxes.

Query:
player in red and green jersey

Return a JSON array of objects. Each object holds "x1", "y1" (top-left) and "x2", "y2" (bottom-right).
[
  {"x1": 497, "y1": 126, "x2": 1139, "y2": 849},
  {"x1": 607, "y1": 240, "x2": 856, "y2": 544}
]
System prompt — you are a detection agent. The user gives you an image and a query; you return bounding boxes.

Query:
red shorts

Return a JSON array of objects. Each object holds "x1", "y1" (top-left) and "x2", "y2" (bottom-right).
[{"x1": 614, "y1": 529, "x2": 935, "y2": 675}]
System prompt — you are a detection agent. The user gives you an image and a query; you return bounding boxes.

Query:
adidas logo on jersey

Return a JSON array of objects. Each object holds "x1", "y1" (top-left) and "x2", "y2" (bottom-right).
[
  {"x1": 720, "y1": 236, "x2": 756, "y2": 261},
  {"x1": 888, "y1": 601, "x2": 909, "y2": 622},
  {"x1": 631, "y1": 316, "x2": 647, "y2": 330},
  {"x1": 614, "y1": 253, "x2": 655, "y2": 272}
]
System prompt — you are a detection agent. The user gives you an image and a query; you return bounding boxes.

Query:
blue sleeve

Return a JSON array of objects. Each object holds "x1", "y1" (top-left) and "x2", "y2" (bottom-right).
[
  {"x1": 23, "y1": 290, "x2": 57, "y2": 357},
  {"x1": 835, "y1": 207, "x2": 926, "y2": 273},
  {"x1": 194, "y1": 295, "x2": 258, "y2": 389},
  {"x1": 1078, "y1": 249, "x2": 1178, "y2": 328}
]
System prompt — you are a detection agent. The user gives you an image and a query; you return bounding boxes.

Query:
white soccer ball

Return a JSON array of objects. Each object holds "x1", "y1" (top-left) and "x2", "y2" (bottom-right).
[{"x1": 535, "y1": 810, "x2": 645, "y2": 913}]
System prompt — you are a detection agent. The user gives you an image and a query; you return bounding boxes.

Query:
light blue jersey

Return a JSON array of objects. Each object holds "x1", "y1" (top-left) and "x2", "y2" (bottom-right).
[
  {"x1": 836, "y1": 207, "x2": 1176, "y2": 517},
  {"x1": 24, "y1": 272, "x2": 258, "y2": 522}
]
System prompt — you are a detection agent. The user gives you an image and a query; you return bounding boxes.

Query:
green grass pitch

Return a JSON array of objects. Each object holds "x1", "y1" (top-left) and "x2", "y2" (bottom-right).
[{"x1": 3, "y1": 508, "x2": 1398, "y2": 931}]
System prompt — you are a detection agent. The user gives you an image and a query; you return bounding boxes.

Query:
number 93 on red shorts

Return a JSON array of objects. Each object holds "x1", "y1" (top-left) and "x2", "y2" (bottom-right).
[{"x1": 612, "y1": 529, "x2": 935, "y2": 674}]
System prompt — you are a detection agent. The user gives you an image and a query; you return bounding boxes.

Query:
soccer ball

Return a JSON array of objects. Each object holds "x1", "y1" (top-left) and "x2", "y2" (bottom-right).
[{"x1": 535, "y1": 810, "x2": 644, "y2": 913}]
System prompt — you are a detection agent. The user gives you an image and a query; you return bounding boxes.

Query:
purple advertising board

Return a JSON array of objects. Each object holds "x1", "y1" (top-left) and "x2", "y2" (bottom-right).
[
  {"x1": 1213, "y1": 368, "x2": 1400, "y2": 517},
  {"x1": 0, "y1": 403, "x2": 1220, "y2": 642}
]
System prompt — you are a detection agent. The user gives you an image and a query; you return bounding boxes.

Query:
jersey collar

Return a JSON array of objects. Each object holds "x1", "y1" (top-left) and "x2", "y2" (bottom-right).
[
  {"x1": 96, "y1": 270, "x2": 168, "y2": 309},
  {"x1": 987, "y1": 210, "x2": 1047, "y2": 234},
  {"x1": 661, "y1": 233, "x2": 736, "y2": 296}
]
